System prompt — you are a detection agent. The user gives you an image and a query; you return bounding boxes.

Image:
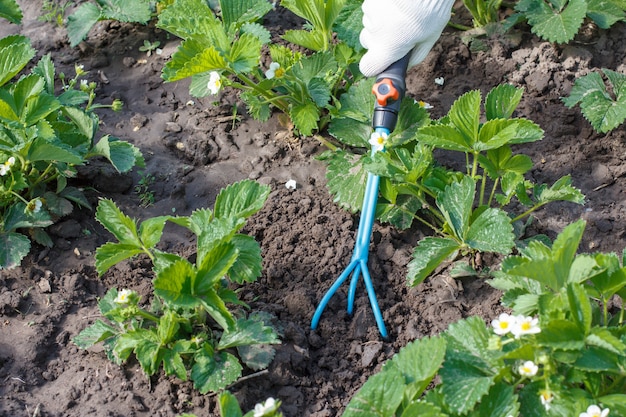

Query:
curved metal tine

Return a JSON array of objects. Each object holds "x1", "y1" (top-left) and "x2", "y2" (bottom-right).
[{"x1": 311, "y1": 258, "x2": 359, "y2": 330}]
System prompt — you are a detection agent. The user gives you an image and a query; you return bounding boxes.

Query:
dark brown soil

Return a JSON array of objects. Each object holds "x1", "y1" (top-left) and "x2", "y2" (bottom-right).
[{"x1": 2, "y1": 1, "x2": 626, "y2": 416}]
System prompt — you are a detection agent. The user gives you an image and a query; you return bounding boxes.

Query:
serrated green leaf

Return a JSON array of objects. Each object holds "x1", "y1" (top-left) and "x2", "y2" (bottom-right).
[
  {"x1": 162, "y1": 348, "x2": 187, "y2": 380},
  {"x1": 476, "y1": 382, "x2": 520, "y2": 417},
  {"x1": 386, "y1": 336, "x2": 446, "y2": 401},
  {"x1": 28, "y1": 137, "x2": 83, "y2": 164},
  {"x1": 437, "y1": 177, "x2": 475, "y2": 240},
  {"x1": 240, "y1": 22, "x2": 271, "y2": 44},
  {"x1": 586, "y1": 0, "x2": 625, "y2": 29},
  {"x1": 23, "y1": 93, "x2": 60, "y2": 131},
  {"x1": 95, "y1": 242, "x2": 144, "y2": 276},
  {"x1": 449, "y1": 90, "x2": 481, "y2": 146},
  {"x1": 535, "y1": 175, "x2": 585, "y2": 205},
  {"x1": 465, "y1": 207, "x2": 514, "y2": 253},
  {"x1": 416, "y1": 124, "x2": 471, "y2": 153},
  {"x1": 407, "y1": 237, "x2": 460, "y2": 287},
  {"x1": 376, "y1": 194, "x2": 421, "y2": 230},
  {"x1": 290, "y1": 101, "x2": 319, "y2": 136},
  {"x1": 440, "y1": 349, "x2": 496, "y2": 414},
  {"x1": 32, "y1": 54, "x2": 55, "y2": 94},
  {"x1": 220, "y1": 0, "x2": 272, "y2": 33},
  {"x1": 307, "y1": 77, "x2": 331, "y2": 107},
  {"x1": 334, "y1": 0, "x2": 364, "y2": 50},
  {"x1": 66, "y1": 3, "x2": 102, "y2": 47},
  {"x1": 536, "y1": 319, "x2": 584, "y2": 349},
  {"x1": 0, "y1": 231, "x2": 30, "y2": 269},
  {"x1": 100, "y1": 0, "x2": 151, "y2": 24},
  {"x1": 574, "y1": 346, "x2": 623, "y2": 373},
  {"x1": 228, "y1": 32, "x2": 262, "y2": 73},
  {"x1": 586, "y1": 327, "x2": 626, "y2": 354},
  {"x1": 0, "y1": 35, "x2": 35, "y2": 87},
  {"x1": 3, "y1": 202, "x2": 53, "y2": 230},
  {"x1": 506, "y1": 220, "x2": 586, "y2": 291},
  {"x1": 88, "y1": 135, "x2": 144, "y2": 173},
  {"x1": 400, "y1": 401, "x2": 447, "y2": 417},
  {"x1": 154, "y1": 258, "x2": 200, "y2": 307},
  {"x1": 195, "y1": 243, "x2": 238, "y2": 294},
  {"x1": 342, "y1": 366, "x2": 405, "y2": 417},
  {"x1": 73, "y1": 319, "x2": 118, "y2": 349},
  {"x1": 237, "y1": 343, "x2": 276, "y2": 371},
  {"x1": 520, "y1": 0, "x2": 587, "y2": 43},
  {"x1": 214, "y1": 179, "x2": 270, "y2": 220},
  {"x1": 445, "y1": 316, "x2": 492, "y2": 357},
  {"x1": 191, "y1": 351, "x2": 242, "y2": 394},
  {"x1": 157, "y1": 0, "x2": 226, "y2": 42},
  {"x1": 567, "y1": 282, "x2": 592, "y2": 334},
  {"x1": 320, "y1": 150, "x2": 367, "y2": 212},
  {"x1": 95, "y1": 199, "x2": 142, "y2": 246},
  {"x1": 598, "y1": 394, "x2": 626, "y2": 415},
  {"x1": 0, "y1": 0, "x2": 22, "y2": 24},
  {"x1": 162, "y1": 39, "x2": 227, "y2": 82},
  {"x1": 218, "y1": 317, "x2": 279, "y2": 350},
  {"x1": 219, "y1": 391, "x2": 244, "y2": 417},
  {"x1": 135, "y1": 336, "x2": 162, "y2": 376},
  {"x1": 282, "y1": 29, "x2": 325, "y2": 51},
  {"x1": 229, "y1": 235, "x2": 262, "y2": 284},
  {"x1": 138, "y1": 216, "x2": 171, "y2": 250},
  {"x1": 485, "y1": 84, "x2": 524, "y2": 120},
  {"x1": 563, "y1": 69, "x2": 626, "y2": 133}
]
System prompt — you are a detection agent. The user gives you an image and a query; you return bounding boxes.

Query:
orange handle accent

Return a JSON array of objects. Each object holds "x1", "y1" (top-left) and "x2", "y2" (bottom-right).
[{"x1": 372, "y1": 78, "x2": 400, "y2": 106}]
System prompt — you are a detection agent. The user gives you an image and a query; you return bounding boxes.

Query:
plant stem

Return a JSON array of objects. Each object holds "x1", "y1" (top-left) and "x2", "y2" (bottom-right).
[
  {"x1": 510, "y1": 203, "x2": 546, "y2": 224},
  {"x1": 233, "y1": 73, "x2": 290, "y2": 113},
  {"x1": 136, "y1": 308, "x2": 159, "y2": 323},
  {"x1": 313, "y1": 134, "x2": 338, "y2": 151}
]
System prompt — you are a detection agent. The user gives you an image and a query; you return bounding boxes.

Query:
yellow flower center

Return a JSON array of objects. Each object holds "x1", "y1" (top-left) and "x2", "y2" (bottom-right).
[
  {"x1": 521, "y1": 322, "x2": 531, "y2": 331},
  {"x1": 274, "y1": 67, "x2": 285, "y2": 78}
]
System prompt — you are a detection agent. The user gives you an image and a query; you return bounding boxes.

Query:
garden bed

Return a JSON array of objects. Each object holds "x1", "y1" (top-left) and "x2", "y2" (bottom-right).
[{"x1": 1, "y1": 1, "x2": 626, "y2": 416}]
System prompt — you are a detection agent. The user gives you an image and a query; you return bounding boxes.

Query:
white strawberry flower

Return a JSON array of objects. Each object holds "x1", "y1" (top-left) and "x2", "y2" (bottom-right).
[
  {"x1": 517, "y1": 360, "x2": 538, "y2": 377},
  {"x1": 511, "y1": 315, "x2": 541, "y2": 338},
  {"x1": 0, "y1": 156, "x2": 16, "y2": 176},
  {"x1": 265, "y1": 62, "x2": 283, "y2": 79},
  {"x1": 207, "y1": 71, "x2": 222, "y2": 95},
  {"x1": 580, "y1": 405, "x2": 610, "y2": 417},
  {"x1": 491, "y1": 312, "x2": 515, "y2": 335},
  {"x1": 369, "y1": 131, "x2": 388, "y2": 152},
  {"x1": 253, "y1": 397, "x2": 279, "y2": 417}
]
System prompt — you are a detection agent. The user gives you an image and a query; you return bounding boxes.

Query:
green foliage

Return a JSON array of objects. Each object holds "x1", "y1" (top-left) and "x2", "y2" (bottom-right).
[
  {"x1": 345, "y1": 223, "x2": 626, "y2": 415},
  {"x1": 463, "y1": 0, "x2": 503, "y2": 27},
  {"x1": 0, "y1": 36, "x2": 143, "y2": 269},
  {"x1": 513, "y1": 0, "x2": 625, "y2": 43},
  {"x1": 157, "y1": 0, "x2": 364, "y2": 136},
  {"x1": 74, "y1": 180, "x2": 280, "y2": 394},
  {"x1": 39, "y1": 0, "x2": 71, "y2": 27},
  {"x1": 66, "y1": 0, "x2": 153, "y2": 47},
  {"x1": 562, "y1": 68, "x2": 626, "y2": 133},
  {"x1": 324, "y1": 83, "x2": 584, "y2": 286},
  {"x1": 0, "y1": 0, "x2": 22, "y2": 23}
]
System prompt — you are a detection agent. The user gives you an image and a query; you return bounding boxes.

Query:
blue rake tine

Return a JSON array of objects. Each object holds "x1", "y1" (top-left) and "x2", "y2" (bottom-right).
[{"x1": 311, "y1": 129, "x2": 389, "y2": 339}]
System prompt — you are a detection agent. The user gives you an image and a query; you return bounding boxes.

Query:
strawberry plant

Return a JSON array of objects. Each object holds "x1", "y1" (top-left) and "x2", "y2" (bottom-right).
[
  {"x1": 511, "y1": 0, "x2": 626, "y2": 43},
  {"x1": 74, "y1": 180, "x2": 280, "y2": 394},
  {"x1": 463, "y1": 0, "x2": 503, "y2": 27},
  {"x1": 66, "y1": 0, "x2": 155, "y2": 47},
  {"x1": 157, "y1": 0, "x2": 364, "y2": 136},
  {"x1": 0, "y1": 25, "x2": 143, "y2": 269},
  {"x1": 343, "y1": 221, "x2": 626, "y2": 416},
  {"x1": 324, "y1": 83, "x2": 584, "y2": 285},
  {"x1": 562, "y1": 68, "x2": 626, "y2": 133}
]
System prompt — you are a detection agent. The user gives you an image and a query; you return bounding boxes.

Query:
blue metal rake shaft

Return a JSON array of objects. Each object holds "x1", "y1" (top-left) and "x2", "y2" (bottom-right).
[{"x1": 311, "y1": 127, "x2": 390, "y2": 339}]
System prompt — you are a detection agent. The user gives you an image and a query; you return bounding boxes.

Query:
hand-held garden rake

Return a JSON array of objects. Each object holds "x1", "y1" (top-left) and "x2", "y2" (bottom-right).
[{"x1": 311, "y1": 55, "x2": 410, "y2": 340}]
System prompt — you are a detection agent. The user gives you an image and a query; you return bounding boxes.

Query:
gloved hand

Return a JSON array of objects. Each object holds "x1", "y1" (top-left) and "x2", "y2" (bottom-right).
[{"x1": 359, "y1": 0, "x2": 456, "y2": 77}]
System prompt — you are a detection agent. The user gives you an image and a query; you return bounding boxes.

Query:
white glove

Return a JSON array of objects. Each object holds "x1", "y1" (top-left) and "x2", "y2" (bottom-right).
[{"x1": 359, "y1": 0, "x2": 455, "y2": 77}]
